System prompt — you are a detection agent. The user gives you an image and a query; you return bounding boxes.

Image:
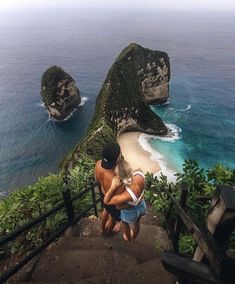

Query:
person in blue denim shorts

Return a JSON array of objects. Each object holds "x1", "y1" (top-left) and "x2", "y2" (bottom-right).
[{"x1": 104, "y1": 169, "x2": 146, "y2": 241}]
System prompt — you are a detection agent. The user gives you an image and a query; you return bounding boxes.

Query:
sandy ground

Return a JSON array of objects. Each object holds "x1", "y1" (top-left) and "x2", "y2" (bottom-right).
[{"x1": 117, "y1": 132, "x2": 160, "y2": 174}]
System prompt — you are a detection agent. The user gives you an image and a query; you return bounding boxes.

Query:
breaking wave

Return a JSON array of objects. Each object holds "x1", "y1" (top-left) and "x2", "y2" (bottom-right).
[
  {"x1": 138, "y1": 133, "x2": 178, "y2": 183},
  {"x1": 157, "y1": 123, "x2": 182, "y2": 143},
  {"x1": 80, "y1": 96, "x2": 88, "y2": 106},
  {"x1": 181, "y1": 104, "x2": 191, "y2": 111}
]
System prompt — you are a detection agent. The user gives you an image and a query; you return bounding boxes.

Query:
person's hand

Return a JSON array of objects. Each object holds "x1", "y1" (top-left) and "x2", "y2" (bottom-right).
[{"x1": 111, "y1": 176, "x2": 123, "y2": 189}]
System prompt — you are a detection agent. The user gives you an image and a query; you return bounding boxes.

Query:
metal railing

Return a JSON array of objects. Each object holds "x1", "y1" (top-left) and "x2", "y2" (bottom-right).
[{"x1": 0, "y1": 179, "x2": 101, "y2": 283}]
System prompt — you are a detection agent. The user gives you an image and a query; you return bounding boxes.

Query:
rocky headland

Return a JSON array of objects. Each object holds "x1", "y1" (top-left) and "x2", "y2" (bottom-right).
[
  {"x1": 41, "y1": 66, "x2": 81, "y2": 120},
  {"x1": 64, "y1": 43, "x2": 170, "y2": 170},
  {"x1": 137, "y1": 45, "x2": 170, "y2": 104}
]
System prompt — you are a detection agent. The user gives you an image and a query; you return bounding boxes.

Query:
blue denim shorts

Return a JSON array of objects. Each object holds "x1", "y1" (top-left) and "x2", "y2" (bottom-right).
[{"x1": 120, "y1": 200, "x2": 146, "y2": 224}]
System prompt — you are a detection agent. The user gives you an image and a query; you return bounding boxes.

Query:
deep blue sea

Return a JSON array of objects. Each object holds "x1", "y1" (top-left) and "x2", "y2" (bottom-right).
[{"x1": 0, "y1": 7, "x2": 235, "y2": 195}]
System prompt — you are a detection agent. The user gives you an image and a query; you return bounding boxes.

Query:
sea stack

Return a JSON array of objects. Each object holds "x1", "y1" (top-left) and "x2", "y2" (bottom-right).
[
  {"x1": 65, "y1": 43, "x2": 169, "y2": 168},
  {"x1": 41, "y1": 66, "x2": 81, "y2": 120},
  {"x1": 93, "y1": 43, "x2": 169, "y2": 136}
]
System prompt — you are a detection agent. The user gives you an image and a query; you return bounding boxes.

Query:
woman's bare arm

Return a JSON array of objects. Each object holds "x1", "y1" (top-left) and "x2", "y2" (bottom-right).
[{"x1": 104, "y1": 176, "x2": 131, "y2": 206}]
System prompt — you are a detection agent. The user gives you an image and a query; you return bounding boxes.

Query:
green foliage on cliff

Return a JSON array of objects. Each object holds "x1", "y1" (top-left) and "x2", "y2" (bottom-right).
[
  {"x1": 67, "y1": 153, "x2": 95, "y2": 192},
  {"x1": 1, "y1": 157, "x2": 234, "y2": 261},
  {"x1": 0, "y1": 174, "x2": 64, "y2": 256},
  {"x1": 0, "y1": 154, "x2": 95, "y2": 257},
  {"x1": 94, "y1": 43, "x2": 168, "y2": 134},
  {"x1": 145, "y1": 160, "x2": 235, "y2": 256},
  {"x1": 64, "y1": 43, "x2": 169, "y2": 169},
  {"x1": 41, "y1": 65, "x2": 73, "y2": 105}
]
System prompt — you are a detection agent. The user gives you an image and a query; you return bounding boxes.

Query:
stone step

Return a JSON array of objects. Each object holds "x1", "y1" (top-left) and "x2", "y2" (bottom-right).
[
  {"x1": 15, "y1": 212, "x2": 172, "y2": 284},
  {"x1": 23, "y1": 249, "x2": 137, "y2": 283},
  {"x1": 56, "y1": 236, "x2": 158, "y2": 264},
  {"x1": 141, "y1": 202, "x2": 164, "y2": 226},
  {"x1": 65, "y1": 217, "x2": 170, "y2": 251},
  {"x1": 65, "y1": 217, "x2": 101, "y2": 238},
  {"x1": 65, "y1": 201, "x2": 163, "y2": 238},
  {"x1": 23, "y1": 256, "x2": 174, "y2": 284},
  {"x1": 22, "y1": 250, "x2": 173, "y2": 284},
  {"x1": 107, "y1": 257, "x2": 174, "y2": 284}
]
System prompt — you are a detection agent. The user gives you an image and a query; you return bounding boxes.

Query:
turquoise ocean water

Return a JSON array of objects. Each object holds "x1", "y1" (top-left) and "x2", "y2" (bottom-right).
[{"x1": 0, "y1": 8, "x2": 234, "y2": 194}]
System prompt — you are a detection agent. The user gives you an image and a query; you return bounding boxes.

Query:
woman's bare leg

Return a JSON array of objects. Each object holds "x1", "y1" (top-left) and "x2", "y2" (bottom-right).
[
  {"x1": 132, "y1": 217, "x2": 141, "y2": 240},
  {"x1": 122, "y1": 221, "x2": 131, "y2": 241}
]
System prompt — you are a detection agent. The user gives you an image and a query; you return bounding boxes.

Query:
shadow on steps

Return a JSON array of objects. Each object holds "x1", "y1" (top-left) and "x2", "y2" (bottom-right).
[{"x1": 17, "y1": 208, "x2": 173, "y2": 284}]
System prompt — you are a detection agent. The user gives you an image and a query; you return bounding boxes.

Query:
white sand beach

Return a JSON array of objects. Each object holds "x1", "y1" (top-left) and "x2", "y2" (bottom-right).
[{"x1": 117, "y1": 132, "x2": 160, "y2": 174}]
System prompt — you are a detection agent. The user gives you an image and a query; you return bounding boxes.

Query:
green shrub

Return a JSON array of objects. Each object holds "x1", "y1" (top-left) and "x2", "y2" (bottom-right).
[
  {"x1": 0, "y1": 154, "x2": 96, "y2": 258},
  {"x1": 67, "y1": 153, "x2": 96, "y2": 213},
  {"x1": 0, "y1": 173, "x2": 64, "y2": 256},
  {"x1": 145, "y1": 160, "x2": 235, "y2": 255},
  {"x1": 179, "y1": 234, "x2": 196, "y2": 255},
  {"x1": 67, "y1": 153, "x2": 95, "y2": 193}
]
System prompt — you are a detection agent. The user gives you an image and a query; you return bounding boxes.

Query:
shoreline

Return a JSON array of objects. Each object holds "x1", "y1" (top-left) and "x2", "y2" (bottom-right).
[
  {"x1": 117, "y1": 131, "x2": 178, "y2": 183},
  {"x1": 117, "y1": 131, "x2": 161, "y2": 174}
]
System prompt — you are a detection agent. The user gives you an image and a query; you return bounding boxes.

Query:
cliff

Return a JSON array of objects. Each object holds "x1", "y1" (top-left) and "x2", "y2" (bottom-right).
[
  {"x1": 64, "y1": 43, "x2": 170, "y2": 169},
  {"x1": 41, "y1": 66, "x2": 81, "y2": 120},
  {"x1": 136, "y1": 45, "x2": 170, "y2": 104}
]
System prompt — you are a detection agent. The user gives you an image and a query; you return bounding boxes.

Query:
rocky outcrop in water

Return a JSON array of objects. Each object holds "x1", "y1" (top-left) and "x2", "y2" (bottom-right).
[
  {"x1": 64, "y1": 43, "x2": 170, "y2": 169},
  {"x1": 41, "y1": 66, "x2": 81, "y2": 120}
]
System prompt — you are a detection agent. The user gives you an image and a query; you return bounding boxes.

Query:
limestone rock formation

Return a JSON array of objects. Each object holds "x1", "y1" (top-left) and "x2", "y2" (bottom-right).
[
  {"x1": 64, "y1": 44, "x2": 170, "y2": 169},
  {"x1": 138, "y1": 48, "x2": 170, "y2": 104},
  {"x1": 41, "y1": 66, "x2": 81, "y2": 120}
]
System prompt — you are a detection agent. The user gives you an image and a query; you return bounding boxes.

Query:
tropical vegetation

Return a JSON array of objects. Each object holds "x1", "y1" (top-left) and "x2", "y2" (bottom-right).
[
  {"x1": 145, "y1": 159, "x2": 235, "y2": 255},
  {"x1": 0, "y1": 158, "x2": 234, "y2": 260}
]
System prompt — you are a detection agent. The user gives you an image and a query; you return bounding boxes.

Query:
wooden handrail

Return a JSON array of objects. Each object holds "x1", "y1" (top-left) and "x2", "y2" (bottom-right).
[{"x1": 163, "y1": 186, "x2": 225, "y2": 275}]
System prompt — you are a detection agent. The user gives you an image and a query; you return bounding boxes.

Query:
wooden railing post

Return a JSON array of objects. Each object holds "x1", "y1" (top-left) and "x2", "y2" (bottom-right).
[
  {"x1": 0, "y1": 179, "x2": 103, "y2": 283},
  {"x1": 91, "y1": 181, "x2": 98, "y2": 217},
  {"x1": 62, "y1": 186, "x2": 75, "y2": 222},
  {"x1": 173, "y1": 183, "x2": 188, "y2": 253}
]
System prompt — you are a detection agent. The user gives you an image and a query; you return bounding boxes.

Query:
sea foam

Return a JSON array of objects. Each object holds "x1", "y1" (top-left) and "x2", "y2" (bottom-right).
[
  {"x1": 0, "y1": 190, "x2": 7, "y2": 198},
  {"x1": 37, "y1": 96, "x2": 88, "y2": 109},
  {"x1": 138, "y1": 124, "x2": 182, "y2": 183},
  {"x1": 159, "y1": 99, "x2": 170, "y2": 106},
  {"x1": 42, "y1": 97, "x2": 88, "y2": 122},
  {"x1": 157, "y1": 123, "x2": 182, "y2": 143},
  {"x1": 80, "y1": 96, "x2": 88, "y2": 106},
  {"x1": 60, "y1": 97, "x2": 88, "y2": 121},
  {"x1": 36, "y1": 102, "x2": 46, "y2": 108},
  {"x1": 181, "y1": 104, "x2": 191, "y2": 111}
]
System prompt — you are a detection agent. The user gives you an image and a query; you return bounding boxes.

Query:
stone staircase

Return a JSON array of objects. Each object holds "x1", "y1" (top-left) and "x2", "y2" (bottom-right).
[{"x1": 13, "y1": 205, "x2": 174, "y2": 284}]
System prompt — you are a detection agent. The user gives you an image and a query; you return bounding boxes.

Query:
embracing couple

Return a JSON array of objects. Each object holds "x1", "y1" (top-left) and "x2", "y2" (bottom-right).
[{"x1": 95, "y1": 142, "x2": 146, "y2": 241}]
